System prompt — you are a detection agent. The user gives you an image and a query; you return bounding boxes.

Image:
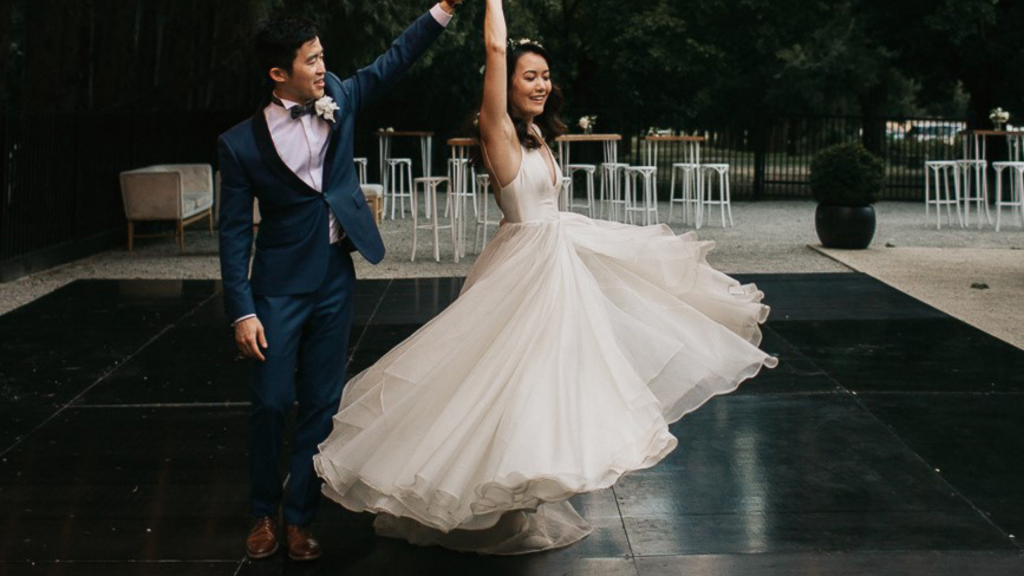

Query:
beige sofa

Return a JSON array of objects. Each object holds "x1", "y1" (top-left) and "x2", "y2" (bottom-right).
[
  {"x1": 354, "y1": 157, "x2": 384, "y2": 224},
  {"x1": 120, "y1": 164, "x2": 214, "y2": 251},
  {"x1": 214, "y1": 170, "x2": 262, "y2": 231}
]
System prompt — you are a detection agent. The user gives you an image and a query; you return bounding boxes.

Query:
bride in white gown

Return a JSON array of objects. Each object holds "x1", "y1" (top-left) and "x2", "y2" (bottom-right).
[{"x1": 314, "y1": 0, "x2": 778, "y2": 555}]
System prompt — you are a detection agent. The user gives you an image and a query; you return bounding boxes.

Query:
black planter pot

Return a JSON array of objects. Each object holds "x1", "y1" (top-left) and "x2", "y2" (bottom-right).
[{"x1": 815, "y1": 204, "x2": 876, "y2": 249}]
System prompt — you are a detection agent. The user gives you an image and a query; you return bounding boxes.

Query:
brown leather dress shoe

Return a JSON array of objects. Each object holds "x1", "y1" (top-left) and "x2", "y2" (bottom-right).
[
  {"x1": 246, "y1": 517, "x2": 279, "y2": 559},
  {"x1": 286, "y1": 524, "x2": 322, "y2": 561}
]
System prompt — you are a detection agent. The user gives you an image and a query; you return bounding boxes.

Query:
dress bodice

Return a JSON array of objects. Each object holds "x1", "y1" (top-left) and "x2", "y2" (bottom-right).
[{"x1": 497, "y1": 128, "x2": 562, "y2": 224}]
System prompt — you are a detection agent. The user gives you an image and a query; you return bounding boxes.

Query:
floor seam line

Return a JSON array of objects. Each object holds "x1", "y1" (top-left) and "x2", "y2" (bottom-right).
[
  {"x1": 347, "y1": 278, "x2": 392, "y2": 365},
  {"x1": 71, "y1": 402, "x2": 252, "y2": 409},
  {"x1": 611, "y1": 484, "x2": 637, "y2": 561},
  {"x1": 848, "y1": 394, "x2": 1021, "y2": 550},
  {"x1": 0, "y1": 289, "x2": 221, "y2": 459},
  {"x1": 764, "y1": 328, "x2": 1019, "y2": 547}
]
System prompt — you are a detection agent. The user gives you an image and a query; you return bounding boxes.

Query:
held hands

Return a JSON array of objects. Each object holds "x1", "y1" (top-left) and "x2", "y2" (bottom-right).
[
  {"x1": 235, "y1": 317, "x2": 268, "y2": 362},
  {"x1": 440, "y1": 0, "x2": 464, "y2": 14}
]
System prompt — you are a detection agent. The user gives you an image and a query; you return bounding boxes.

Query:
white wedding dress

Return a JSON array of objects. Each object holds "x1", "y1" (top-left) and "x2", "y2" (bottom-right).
[{"x1": 313, "y1": 127, "x2": 779, "y2": 554}]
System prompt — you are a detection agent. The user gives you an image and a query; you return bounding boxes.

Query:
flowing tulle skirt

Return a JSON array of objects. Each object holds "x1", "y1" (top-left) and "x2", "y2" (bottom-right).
[{"x1": 313, "y1": 212, "x2": 778, "y2": 554}]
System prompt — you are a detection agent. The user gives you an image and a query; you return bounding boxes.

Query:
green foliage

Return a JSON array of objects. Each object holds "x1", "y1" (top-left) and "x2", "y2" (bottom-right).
[
  {"x1": 4, "y1": 0, "x2": 1024, "y2": 132},
  {"x1": 809, "y1": 143, "x2": 884, "y2": 205}
]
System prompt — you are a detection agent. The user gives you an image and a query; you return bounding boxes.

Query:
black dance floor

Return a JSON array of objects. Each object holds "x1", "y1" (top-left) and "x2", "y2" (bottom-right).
[{"x1": 2, "y1": 274, "x2": 1024, "y2": 575}]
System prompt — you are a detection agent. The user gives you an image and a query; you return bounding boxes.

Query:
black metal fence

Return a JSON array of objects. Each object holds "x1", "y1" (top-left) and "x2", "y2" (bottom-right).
[
  {"x1": 605, "y1": 116, "x2": 970, "y2": 201},
  {"x1": 0, "y1": 112, "x2": 977, "y2": 270}
]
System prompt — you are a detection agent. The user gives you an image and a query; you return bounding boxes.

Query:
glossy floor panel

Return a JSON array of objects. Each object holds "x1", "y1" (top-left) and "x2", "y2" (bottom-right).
[
  {"x1": 2, "y1": 274, "x2": 1023, "y2": 575},
  {"x1": 0, "y1": 280, "x2": 219, "y2": 447},
  {"x1": 731, "y1": 273, "x2": 946, "y2": 322},
  {"x1": 772, "y1": 318, "x2": 1024, "y2": 393},
  {"x1": 0, "y1": 407, "x2": 250, "y2": 561},
  {"x1": 635, "y1": 551, "x2": 1024, "y2": 576},
  {"x1": 860, "y1": 393, "x2": 1024, "y2": 539},
  {"x1": 3, "y1": 562, "x2": 239, "y2": 576},
  {"x1": 623, "y1": 395, "x2": 974, "y2": 516}
]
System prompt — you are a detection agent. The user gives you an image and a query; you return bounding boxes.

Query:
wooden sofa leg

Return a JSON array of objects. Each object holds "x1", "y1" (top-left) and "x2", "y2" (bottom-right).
[
  {"x1": 177, "y1": 220, "x2": 185, "y2": 252},
  {"x1": 127, "y1": 222, "x2": 134, "y2": 252},
  {"x1": 208, "y1": 209, "x2": 214, "y2": 234}
]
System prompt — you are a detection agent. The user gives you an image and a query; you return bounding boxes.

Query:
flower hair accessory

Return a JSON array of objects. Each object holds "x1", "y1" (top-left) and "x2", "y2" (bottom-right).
[{"x1": 508, "y1": 37, "x2": 544, "y2": 51}]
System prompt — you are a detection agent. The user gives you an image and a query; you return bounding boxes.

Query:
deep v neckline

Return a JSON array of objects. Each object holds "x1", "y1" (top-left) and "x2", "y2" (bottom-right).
[{"x1": 531, "y1": 124, "x2": 559, "y2": 188}]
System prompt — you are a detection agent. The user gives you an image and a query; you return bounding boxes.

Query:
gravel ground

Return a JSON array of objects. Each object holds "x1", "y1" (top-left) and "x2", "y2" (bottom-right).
[{"x1": 2, "y1": 200, "x2": 1022, "y2": 319}]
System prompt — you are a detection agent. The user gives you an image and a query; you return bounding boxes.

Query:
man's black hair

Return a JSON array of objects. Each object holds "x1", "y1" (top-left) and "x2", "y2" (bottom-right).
[{"x1": 255, "y1": 16, "x2": 320, "y2": 79}]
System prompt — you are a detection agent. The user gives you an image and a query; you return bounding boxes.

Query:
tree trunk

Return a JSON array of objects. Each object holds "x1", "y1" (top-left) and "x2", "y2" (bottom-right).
[
  {"x1": 858, "y1": 79, "x2": 889, "y2": 157},
  {"x1": 0, "y1": 0, "x2": 13, "y2": 100}
]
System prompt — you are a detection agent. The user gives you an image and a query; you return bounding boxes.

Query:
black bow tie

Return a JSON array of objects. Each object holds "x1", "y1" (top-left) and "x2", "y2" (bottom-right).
[{"x1": 271, "y1": 95, "x2": 316, "y2": 119}]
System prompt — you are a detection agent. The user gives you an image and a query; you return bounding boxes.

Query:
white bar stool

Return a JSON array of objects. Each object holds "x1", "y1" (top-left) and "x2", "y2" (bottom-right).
[
  {"x1": 956, "y1": 159, "x2": 991, "y2": 228},
  {"x1": 668, "y1": 139, "x2": 703, "y2": 225},
  {"x1": 700, "y1": 164, "x2": 733, "y2": 228},
  {"x1": 924, "y1": 161, "x2": 963, "y2": 229},
  {"x1": 353, "y1": 157, "x2": 369, "y2": 184},
  {"x1": 559, "y1": 176, "x2": 574, "y2": 212},
  {"x1": 623, "y1": 138, "x2": 660, "y2": 225},
  {"x1": 557, "y1": 140, "x2": 596, "y2": 217},
  {"x1": 567, "y1": 165, "x2": 595, "y2": 216},
  {"x1": 600, "y1": 163, "x2": 628, "y2": 222},
  {"x1": 411, "y1": 176, "x2": 456, "y2": 262},
  {"x1": 447, "y1": 140, "x2": 480, "y2": 258},
  {"x1": 623, "y1": 167, "x2": 658, "y2": 225},
  {"x1": 992, "y1": 161, "x2": 1024, "y2": 231},
  {"x1": 386, "y1": 158, "x2": 413, "y2": 219},
  {"x1": 446, "y1": 157, "x2": 476, "y2": 221},
  {"x1": 597, "y1": 139, "x2": 626, "y2": 221},
  {"x1": 474, "y1": 173, "x2": 500, "y2": 252},
  {"x1": 669, "y1": 164, "x2": 699, "y2": 225}
]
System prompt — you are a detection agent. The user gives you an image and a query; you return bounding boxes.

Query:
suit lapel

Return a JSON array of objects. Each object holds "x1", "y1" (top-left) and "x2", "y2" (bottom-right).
[
  {"x1": 321, "y1": 77, "x2": 344, "y2": 189},
  {"x1": 251, "y1": 108, "x2": 320, "y2": 196}
]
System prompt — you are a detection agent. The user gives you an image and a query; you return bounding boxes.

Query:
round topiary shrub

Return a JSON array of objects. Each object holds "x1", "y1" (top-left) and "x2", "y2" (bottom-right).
[{"x1": 809, "y1": 143, "x2": 885, "y2": 206}]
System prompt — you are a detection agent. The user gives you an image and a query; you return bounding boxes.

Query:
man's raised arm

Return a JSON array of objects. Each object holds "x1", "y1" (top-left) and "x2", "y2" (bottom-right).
[{"x1": 340, "y1": 1, "x2": 462, "y2": 112}]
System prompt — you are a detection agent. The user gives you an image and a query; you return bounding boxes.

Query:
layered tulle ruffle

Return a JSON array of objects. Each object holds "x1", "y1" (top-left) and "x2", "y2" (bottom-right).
[{"x1": 313, "y1": 212, "x2": 777, "y2": 554}]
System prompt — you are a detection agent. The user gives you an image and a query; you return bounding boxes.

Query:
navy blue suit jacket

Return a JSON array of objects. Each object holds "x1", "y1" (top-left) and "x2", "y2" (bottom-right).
[{"x1": 218, "y1": 11, "x2": 444, "y2": 322}]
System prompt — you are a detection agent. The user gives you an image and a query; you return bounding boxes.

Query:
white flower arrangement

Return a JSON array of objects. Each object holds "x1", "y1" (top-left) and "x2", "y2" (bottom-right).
[
  {"x1": 990, "y1": 107, "x2": 1010, "y2": 128},
  {"x1": 578, "y1": 115, "x2": 597, "y2": 133},
  {"x1": 314, "y1": 96, "x2": 339, "y2": 123}
]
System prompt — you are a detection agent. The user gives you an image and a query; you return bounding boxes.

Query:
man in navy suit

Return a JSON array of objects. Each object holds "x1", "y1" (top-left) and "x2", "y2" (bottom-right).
[{"x1": 217, "y1": 1, "x2": 461, "y2": 561}]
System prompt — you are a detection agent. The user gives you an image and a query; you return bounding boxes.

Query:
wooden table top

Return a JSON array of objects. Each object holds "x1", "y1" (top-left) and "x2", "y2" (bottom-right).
[
  {"x1": 555, "y1": 134, "x2": 622, "y2": 142},
  {"x1": 964, "y1": 129, "x2": 1024, "y2": 136},
  {"x1": 376, "y1": 130, "x2": 435, "y2": 137},
  {"x1": 642, "y1": 135, "x2": 706, "y2": 142},
  {"x1": 447, "y1": 138, "x2": 479, "y2": 146}
]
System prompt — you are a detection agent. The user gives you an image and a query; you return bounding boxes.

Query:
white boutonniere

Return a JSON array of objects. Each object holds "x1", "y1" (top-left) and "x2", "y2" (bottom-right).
[{"x1": 315, "y1": 96, "x2": 339, "y2": 123}]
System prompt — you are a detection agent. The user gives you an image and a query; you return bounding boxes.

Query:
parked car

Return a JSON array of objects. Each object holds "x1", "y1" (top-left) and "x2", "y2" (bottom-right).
[{"x1": 905, "y1": 124, "x2": 963, "y2": 145}]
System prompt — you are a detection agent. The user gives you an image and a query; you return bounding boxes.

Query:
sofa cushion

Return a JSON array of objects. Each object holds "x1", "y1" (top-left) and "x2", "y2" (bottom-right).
[
  {"x1": 361, "y1": 184, "x2": 384, "y2": 199},
  {"x1": 182, "y1": 191, "x2": 212, "y2": 218}
]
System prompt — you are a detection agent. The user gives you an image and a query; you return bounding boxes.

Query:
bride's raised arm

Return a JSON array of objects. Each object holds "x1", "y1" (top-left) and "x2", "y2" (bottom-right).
[{"x1": 479, "y1": 0, "x2": 521, "y2": 188}]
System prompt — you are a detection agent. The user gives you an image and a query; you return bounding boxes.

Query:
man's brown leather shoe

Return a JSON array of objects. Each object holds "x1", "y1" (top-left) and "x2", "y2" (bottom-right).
[
  {"x1": 246, "y1": 517, "x2": 279, "y2": 559},
  {"x1": 286, "y1": 524, "x2": 322, "y2": 561}
]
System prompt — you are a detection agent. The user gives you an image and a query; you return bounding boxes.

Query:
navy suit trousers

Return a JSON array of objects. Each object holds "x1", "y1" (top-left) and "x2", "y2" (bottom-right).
[{"x1": 249, "y1": 244, "x2": 355, "y2": 526}]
